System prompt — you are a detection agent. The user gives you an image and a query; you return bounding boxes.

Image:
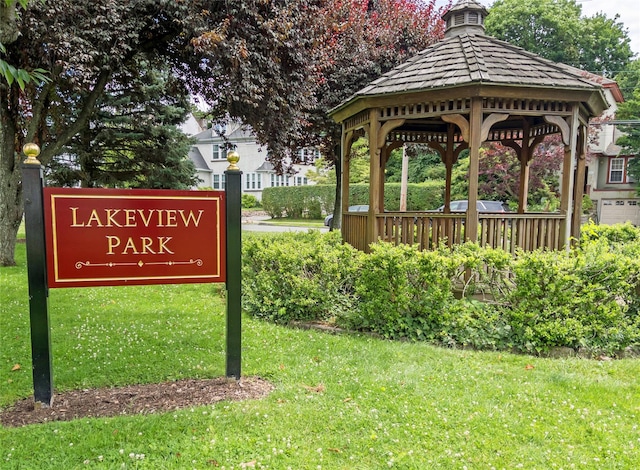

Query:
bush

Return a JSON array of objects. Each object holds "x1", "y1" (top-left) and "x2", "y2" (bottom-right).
[
  {"x1": 260, "y1": 182, "x2": 445, "y2": 219},
  {"x1": 579, "y1": 220, "x2": 640, "y2": 245},
  {"x1": 505, "y1": 241, "x2": 640, "y2": 355},
  {"x1": 242, "y1": 231, "x2": 361, "y2": 323},
  {"x1": 344, "y1": 243, "x2": 458, "y2": 340},
  {"x1": 241, "y1": 231, "x2": 640, "y2": 356},
  {"x1": 261, "y1": 186, "x2": 335, "y2": 219},
  {"x1": 241, "y1": 194, "x2": 261, "y2": 209}
]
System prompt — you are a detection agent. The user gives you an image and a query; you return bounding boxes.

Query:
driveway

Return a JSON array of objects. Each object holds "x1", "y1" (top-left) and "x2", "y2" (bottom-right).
[{"x1": 242, "y1": 213, "x2": 328, "y2": 233}]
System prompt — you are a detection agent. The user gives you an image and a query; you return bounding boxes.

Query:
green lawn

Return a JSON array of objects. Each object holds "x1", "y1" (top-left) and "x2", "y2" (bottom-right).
[
  {"x1": 260, "y1": 218, "x2": 325, "y2": 228},
  {"x1": 1, "y1": 242, "x2": 639, "y2": 469}
]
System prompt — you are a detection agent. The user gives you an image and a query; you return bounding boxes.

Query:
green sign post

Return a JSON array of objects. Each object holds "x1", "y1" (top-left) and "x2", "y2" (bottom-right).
[
  {"x1": 225, "y1": 151, "x2": 242, "y2": 378},
  {"x1": 21, "y1": 144, "x2": 54, "y2": 406},
  {"x1": 21, "y1": 144, "x2": 243, "y2": 406}
]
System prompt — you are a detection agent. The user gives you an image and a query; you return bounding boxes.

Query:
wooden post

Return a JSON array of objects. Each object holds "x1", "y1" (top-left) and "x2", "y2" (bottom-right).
[
  {"x1": 560, "y1": 105, "x2": 580, "y2": 250},
  {"x1": 466, "y1": 98, "x2": 483, "y2": 242},
  {"x1": 367, "y1": 109, "x2": 381, "y2": 251},
  {"x1": 518, "y1": 119, "x2": 531, "y2": 213},
  {"x1": 572, "y1": 125, "x2": 587, "y2": 240},
  {"x1": 339, "y1": 127, "x2": 352, "y2": 233}
]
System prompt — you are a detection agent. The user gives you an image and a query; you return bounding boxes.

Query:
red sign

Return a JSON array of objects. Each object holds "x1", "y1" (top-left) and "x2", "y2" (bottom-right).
[{"x1": 44, "y1": 188, "x2": 226, "y2": 288}]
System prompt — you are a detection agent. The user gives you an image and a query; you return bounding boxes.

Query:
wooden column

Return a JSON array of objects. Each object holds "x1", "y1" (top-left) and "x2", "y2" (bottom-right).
[
  {"x1": 444, "y1": 125, "x2": 455, "y2": 210},
  {"x1": 367, "y1": 109, "x2": 381, "y2": 250},
  {"x1": 559, "y1": 105, "x2": 580, "y2": 250},
  {"x1": 466, "y1": 98, "x2": 483, "y2": 242},
  {"x1": 572, "y1": 124, "x2": 587, "y2": 240},
  {"x1": 518, "y1": 119, "x2": 531, "y2": 213},
  {"x1": 341, "y1": 129, "x2": 352, "y2": 212}
]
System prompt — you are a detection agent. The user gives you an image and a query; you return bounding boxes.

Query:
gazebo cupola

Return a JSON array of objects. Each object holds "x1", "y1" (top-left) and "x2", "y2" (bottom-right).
[
  {"x1": 442, "y1": 0, "x2": 488, "y2": 38},
  {"x1": 329, "y1": 0, "x2": 610, "y2": 253}
]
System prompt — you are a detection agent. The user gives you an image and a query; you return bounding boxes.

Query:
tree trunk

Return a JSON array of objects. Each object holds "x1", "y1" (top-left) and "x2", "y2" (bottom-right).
[
  {"x1": 331, "y1": 148, "x2": 342, "y2": 231},
  {"x1": 0, "y1": 111, "x2": 23, "y2": 266}
]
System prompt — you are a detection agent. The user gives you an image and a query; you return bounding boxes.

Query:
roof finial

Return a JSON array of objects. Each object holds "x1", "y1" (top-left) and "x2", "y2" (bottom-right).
[{"x1": 442, "y1": 0, "x2": 488, "y2": 38}]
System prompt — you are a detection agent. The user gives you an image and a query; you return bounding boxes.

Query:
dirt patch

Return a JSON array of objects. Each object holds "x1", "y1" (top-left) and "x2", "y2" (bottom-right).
[{"x1": 1, "y1": 376, "x2": 273, "y2": 428}]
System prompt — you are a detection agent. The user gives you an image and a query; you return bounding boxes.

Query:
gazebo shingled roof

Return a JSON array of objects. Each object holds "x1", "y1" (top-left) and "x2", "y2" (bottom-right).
[{"x1": 329, "y1": 0, "x2": 611, "y2": 253}]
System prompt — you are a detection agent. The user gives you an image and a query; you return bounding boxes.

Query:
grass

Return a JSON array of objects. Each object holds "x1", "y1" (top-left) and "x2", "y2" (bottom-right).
[
  {"x1": 2, "y1": 241, "x2": 640, "y2": 469},
  {"x1": 261, "y1": 218, "x2": 325, "y2": 228}
]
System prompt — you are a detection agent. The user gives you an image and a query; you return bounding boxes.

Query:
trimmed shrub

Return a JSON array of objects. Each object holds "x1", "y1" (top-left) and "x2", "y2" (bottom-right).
[
  {"x1": 260, "y1": 182, "x2": 445, "y2": 219},
  {"x1": 505, "y1": 241, "x2": 640, "y2": 355},
  {"x1": 261, "y1": 185, "x2": 335, "y2": 219},
  {"x1": 345, "y1": 243, "x2": 457, "y2": 340},
  {"x1": 241, "y1": 229, "x2": 640, "y2": 356},
  {"x1": 241, "y1": 194, "x2": 260, "y2": 209},
  {"x1": 242, "y1": 231, "x2": 361, "y2": 323}
]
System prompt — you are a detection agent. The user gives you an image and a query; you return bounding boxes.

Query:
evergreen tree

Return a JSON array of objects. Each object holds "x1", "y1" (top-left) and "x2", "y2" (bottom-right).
[{"x1": 46, "y1": 58, "x2": 197, "y2": 189}]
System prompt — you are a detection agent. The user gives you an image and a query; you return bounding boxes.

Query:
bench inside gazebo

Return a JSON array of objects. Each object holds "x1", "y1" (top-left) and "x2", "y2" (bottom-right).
[{"x1": 329, "y1": 0, "x2": 609, "y2": 253}]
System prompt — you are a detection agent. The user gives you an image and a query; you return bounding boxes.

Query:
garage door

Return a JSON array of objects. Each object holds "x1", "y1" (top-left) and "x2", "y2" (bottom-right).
[{"x1": 599, "y1": 199, "x2": 640, "y2": 226}]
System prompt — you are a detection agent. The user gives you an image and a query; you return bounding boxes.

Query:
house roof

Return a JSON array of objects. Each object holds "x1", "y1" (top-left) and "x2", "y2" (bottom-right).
[
  {"x1": 192, "y1": 124, "x2": 256, "y2": 142},
  {"x1": 188, "y1": 146, "x2": 208, "y2": 170}
]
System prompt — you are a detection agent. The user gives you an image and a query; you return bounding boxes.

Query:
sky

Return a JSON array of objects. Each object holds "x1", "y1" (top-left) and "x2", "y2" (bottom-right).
[{"x1": 436, "y1": 0, "x2": 640, "y2": 58}]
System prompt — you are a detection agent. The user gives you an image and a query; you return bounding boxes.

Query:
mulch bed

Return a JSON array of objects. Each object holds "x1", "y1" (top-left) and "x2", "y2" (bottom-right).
[{"x1": 1, "y1": 376, "x2": 273, "y2": 428}]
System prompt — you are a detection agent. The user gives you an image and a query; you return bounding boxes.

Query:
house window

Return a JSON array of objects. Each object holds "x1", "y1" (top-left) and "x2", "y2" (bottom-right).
[
  {"x1": 245, "y1": 173, "x2": 261, "y2": 190},
  {"x1": 292, "y1": 176, "x2": 308, "y2": 186},
  {"x1": 608, "y1": 157, "x2": 635, "y2": 184},
  {"x1": 212, "y1": 173, "x2": 226, "y2": 190},
  {"x1": 270, "y1": 174, "x2": 289, "y2": 187},
  {"x1": 298, "y1": 147, "x2": 320, "y2": 165},
  {"x1": 212, "y1": 144, "x2": 223, "y2": 160}
]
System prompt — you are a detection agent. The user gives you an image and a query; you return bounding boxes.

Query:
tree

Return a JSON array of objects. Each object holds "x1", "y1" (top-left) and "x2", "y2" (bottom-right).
[
  {"x1": 46, "y1": 57, "x2": 197, "y2": 189},
  {"x1": 298, "y1": 0, "x2": 448, "y2": 227},
  {"x1": 385, "y1": 145, "x2": 443, "y2": 183},
  {"x1": 474, "y1": 137, "x2": 563, "y2": 207},
  {"x1": 0, "y1": 0, "x2": 327, "y2": 265},
  {"x1": 485, "y1": 0, "x2": 633, "y2": 76}
]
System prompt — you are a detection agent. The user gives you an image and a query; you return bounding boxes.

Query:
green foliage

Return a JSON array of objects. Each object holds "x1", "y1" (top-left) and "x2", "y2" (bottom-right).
[
  {"x1": 579, "y1": 220, "x2": 640, "y2": 244},
  {"x1": 45, "y1": 58, "x2": 197, "y2": 189},
  {"x1": 241, "y1": 194, "x2": 261, "y2": 209},
  {"x1": 261, "y1": 185, "x2": 335, "y2": 219},
  {"x1": 347, "y1": 243, "x2": 458, "y2": 340},
  {"x1": 243, "y1": 227, "x2": 640, "y2": 356},
  {"x1": 262, "y1": 182, "x2": 445, "y2": 218},
  {"x1": 485, "y1": 0, "x2": 633, "y2": 76},
  {"x1": 506, "y1": 242, "x2": 640, "y2": 354},
  {"x1": 385, "y1": 144, "x2": 444, "y2": 183},
  {"x1": 242, "y1": 231, "x2": 361, "y2": 323},
  {"x1": 349, "y1": 182, "x2": 444, "y2": 211},
  {"x1": 581, "y1": 194, "x2": 594, "y2": 214}
]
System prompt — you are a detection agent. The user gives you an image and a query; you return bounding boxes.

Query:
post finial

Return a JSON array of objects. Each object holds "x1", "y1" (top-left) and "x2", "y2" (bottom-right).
[
  {"x1": 23, "y1": 143, "x2": 41, "y2": 165},
  {"x1": 226, "y1": 150, "x2": 240, "y2": 170}
]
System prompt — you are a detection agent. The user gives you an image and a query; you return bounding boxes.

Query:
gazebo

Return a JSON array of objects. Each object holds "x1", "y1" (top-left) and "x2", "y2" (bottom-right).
[{"x1": 329, "y1": 0, "x2": 610, "y2": 253}]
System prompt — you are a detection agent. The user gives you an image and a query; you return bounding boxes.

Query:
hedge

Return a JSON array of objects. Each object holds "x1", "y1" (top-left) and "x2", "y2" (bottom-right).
[
  {"x1": 242, "y1": 223, "x2": 640, "y2": 357},
  {"x1": 261, "y1": 182, "x2": 445, "y2": 218}
]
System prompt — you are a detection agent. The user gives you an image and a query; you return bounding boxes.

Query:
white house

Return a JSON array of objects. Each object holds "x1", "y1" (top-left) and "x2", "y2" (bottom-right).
[
  {"x1": 585, "y1": 78, "x2": 639, "y2": 226},
  {"x1": 187, "y1": 120, "x2": 318, "y2": 200}
]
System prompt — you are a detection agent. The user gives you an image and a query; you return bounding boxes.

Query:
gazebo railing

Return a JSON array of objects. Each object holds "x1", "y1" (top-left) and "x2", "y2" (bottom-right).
[
  {"x1": 480, "y1": 213, "x2": 565, "y2": 252},
  {"x1": 342, "y1": 211, "x2": 565, "y2": 252},
  {"x1": 342, "y1": 212, "x2": 368, "y2": 251}
]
